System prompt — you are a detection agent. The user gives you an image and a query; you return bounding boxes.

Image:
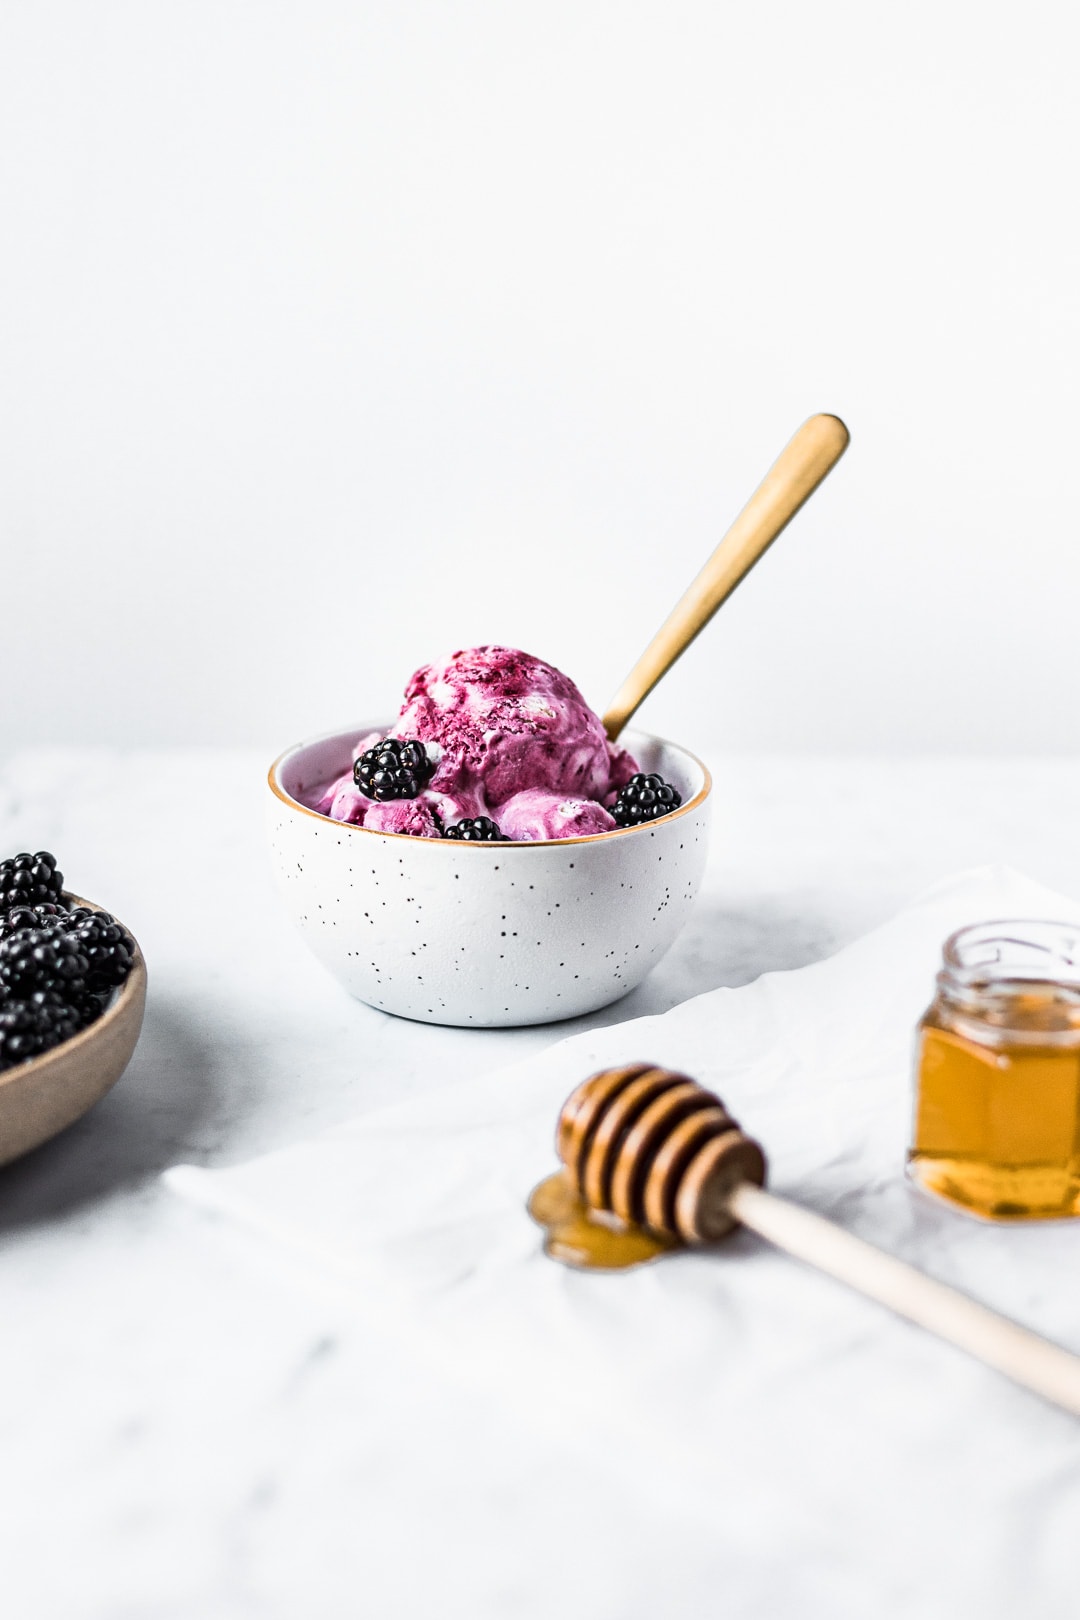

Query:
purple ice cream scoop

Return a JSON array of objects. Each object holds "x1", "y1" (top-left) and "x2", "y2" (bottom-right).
[
  {"x1": 313, "y1": 646, "x2": 638, "y2": 841},
  {"x1": 496, "y1": 789, "x2": 616, "y2": 841}
]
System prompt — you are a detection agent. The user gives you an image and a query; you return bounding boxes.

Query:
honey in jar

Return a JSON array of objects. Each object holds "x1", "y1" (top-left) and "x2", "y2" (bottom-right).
[{"x1": 908, "y1": 921, "x2": 1080, "y2": 1220}]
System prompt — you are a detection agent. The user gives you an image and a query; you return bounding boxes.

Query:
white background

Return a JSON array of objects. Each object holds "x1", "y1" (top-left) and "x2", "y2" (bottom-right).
[{"x1": 2, "y1": 0, "x2": 1077, "y2": 756}]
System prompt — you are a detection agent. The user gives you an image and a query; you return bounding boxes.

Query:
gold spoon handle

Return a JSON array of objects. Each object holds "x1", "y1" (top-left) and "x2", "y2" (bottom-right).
[{"x1": 602, "y1": 413, "x2": 850, "y2": 742}]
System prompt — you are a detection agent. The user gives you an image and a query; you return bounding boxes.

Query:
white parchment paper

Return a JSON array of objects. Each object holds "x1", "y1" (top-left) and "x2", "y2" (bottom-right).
[{"x1": 168, "y1": 867, "x2": 1080, "y2": 1617}]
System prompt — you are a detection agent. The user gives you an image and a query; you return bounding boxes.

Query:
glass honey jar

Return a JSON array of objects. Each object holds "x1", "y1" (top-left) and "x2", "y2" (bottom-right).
[{"x1": 908, "y1": 921, "x2": 1080, "y2": 1220}]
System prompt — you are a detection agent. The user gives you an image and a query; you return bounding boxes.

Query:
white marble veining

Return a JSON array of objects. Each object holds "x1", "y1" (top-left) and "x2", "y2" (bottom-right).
[{"x1": 1, "y1": 749, "x2": 1079, "y2": 1618}]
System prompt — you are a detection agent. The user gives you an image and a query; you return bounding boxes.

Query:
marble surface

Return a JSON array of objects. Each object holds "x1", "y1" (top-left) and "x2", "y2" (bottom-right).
[{"x1": 2, "y1": 748, "x2": 1079, "y2": 1619}]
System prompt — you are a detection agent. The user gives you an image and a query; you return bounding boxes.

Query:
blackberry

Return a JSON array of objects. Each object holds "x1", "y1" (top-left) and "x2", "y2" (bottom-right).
[
  {"x1": 0, "y1": 927, "x2": 90, "y2": 1000},
  {"x1": 0, "y1": 851, "x2": 64, "y2": 912},
  {"x1": 0, "y1": 902, "x2": 67, "y2": 940},
  {"x1": 63, "y1": 908, "x2": 135, "y2": 991},
  {"x1": 353, "y1": 738, "x2": 434, "y2": 802},
  {"x1": 442, "y1": 817, "x2": 508, "y2": 842},
  {"x1": 610, "y1": 773, "x2": 682, "y2": 828},
  {"x1": 68, "y1": 987, "x2": 111, "y2": 1028},
  {"x1": 0, "y1": 854, "x2": 133, "y2": 1068},
  {"x1": 0, "y1": 992, "x2": 87, "y2": 1071}
]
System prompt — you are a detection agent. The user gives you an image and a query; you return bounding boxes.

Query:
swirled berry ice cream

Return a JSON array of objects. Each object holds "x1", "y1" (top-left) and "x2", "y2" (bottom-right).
[{"x1": 311, "y1": 646, "x2": 641, "y2": 841}]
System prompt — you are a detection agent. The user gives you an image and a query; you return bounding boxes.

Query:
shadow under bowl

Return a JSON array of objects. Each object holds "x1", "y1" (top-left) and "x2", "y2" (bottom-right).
[
  {"x1": 0, "y1": 898, "x2": 147, "y2": 1167},
  {"x1": 267, "y1": 725, "x2": 712, "y2": 1028}
]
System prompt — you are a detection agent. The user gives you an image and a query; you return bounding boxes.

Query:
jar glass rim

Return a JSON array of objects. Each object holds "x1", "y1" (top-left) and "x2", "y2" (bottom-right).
[{"x1": 942, "y1": 919, "x2": 1080, "y2": 991}]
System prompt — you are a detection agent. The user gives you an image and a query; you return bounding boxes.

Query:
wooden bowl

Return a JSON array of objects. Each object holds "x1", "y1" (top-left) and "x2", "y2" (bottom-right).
[{"x1": 0, "y1": 898, "x2": 147, "y2": 1167}]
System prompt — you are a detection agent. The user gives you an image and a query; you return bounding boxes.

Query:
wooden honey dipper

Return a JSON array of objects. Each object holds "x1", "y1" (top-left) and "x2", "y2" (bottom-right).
[{"x1": 528, "y1": 1064, "x2": 1080, "y2": 1418}]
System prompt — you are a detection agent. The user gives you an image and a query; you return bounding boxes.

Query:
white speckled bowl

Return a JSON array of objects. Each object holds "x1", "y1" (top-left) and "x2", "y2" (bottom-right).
[{"x1": 267, "y1": 726, "x2": 711, "y2": 1027}]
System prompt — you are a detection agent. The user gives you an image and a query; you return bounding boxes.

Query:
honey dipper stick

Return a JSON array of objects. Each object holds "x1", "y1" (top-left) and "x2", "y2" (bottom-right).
[
  {"x1": 728, "y1": 1183, "x2": 1080, "y2": 1419},
  {"x1": 552, "y1": 1067, "x2": 1080, "y2": 1419}
]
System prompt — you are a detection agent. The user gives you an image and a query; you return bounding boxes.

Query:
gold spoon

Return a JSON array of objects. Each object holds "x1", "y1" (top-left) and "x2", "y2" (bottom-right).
[{"x1": 602, "y1": 413, "x2": 850, "y2": 742}]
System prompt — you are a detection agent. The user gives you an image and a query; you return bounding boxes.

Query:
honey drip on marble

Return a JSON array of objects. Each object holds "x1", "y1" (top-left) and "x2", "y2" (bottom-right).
[
  {"x1": 528, "y1": 1169, "x2": 675, "y2": 1270},
  {"x1": 909, "y1": 989, "x2": 1080, "y2": 1220}
]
